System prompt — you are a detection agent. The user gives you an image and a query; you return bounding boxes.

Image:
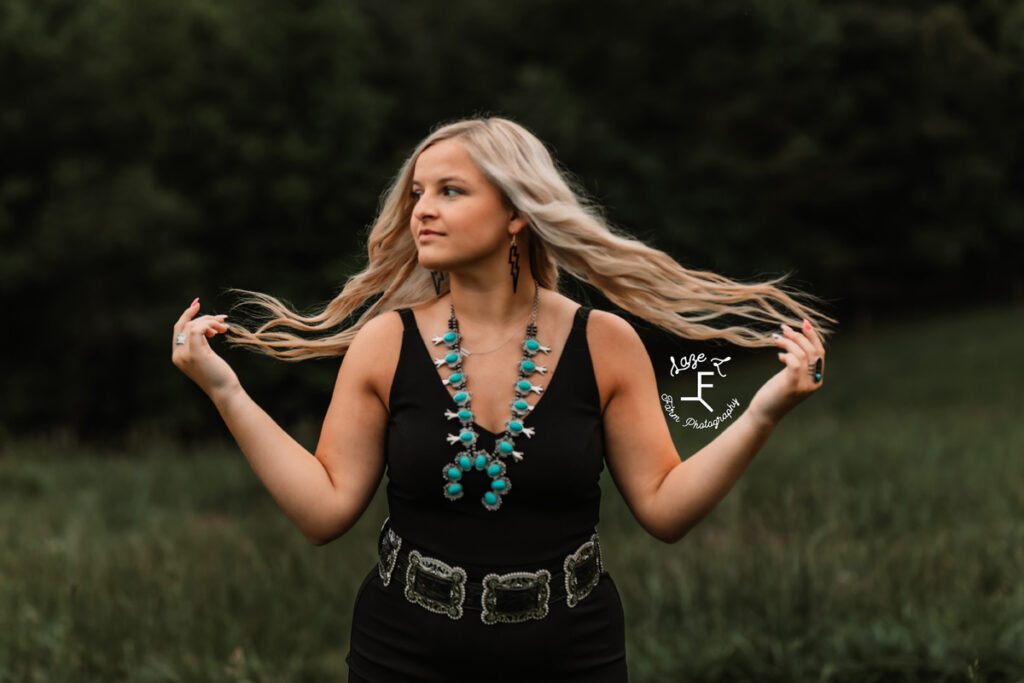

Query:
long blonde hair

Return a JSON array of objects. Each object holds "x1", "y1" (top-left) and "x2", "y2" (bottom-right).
[{"x1": 224, "y1": 116, "x2": 836, "y2": 360}]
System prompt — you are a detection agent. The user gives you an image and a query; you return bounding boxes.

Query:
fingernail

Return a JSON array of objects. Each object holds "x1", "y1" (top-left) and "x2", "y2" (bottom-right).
[
  {"x1": 803, "y1": 319, "x2": 811, "y2": 329},
  {"x1": 780, "y1": 323, "x2": 790, "y2": 331},
  {"x1": 771, "y1": 332, "x2": 782, "y2": 340},
  {"x1": 191, "y1": 297, "x2": 199, "y2": 307},
  {"x1": 216, "y1": 314, "x2": 228, "y2": 319}
]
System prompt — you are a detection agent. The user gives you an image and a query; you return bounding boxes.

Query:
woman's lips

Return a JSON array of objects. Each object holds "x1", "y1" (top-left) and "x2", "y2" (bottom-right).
[{"x1": 418, "y1": 230, "x2": 444, "y2": 240}]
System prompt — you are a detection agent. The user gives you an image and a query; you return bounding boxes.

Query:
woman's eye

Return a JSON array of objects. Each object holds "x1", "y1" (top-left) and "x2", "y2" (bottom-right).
[{"x1": 409, "y1": 187, "x2": 460, "y2": 200}]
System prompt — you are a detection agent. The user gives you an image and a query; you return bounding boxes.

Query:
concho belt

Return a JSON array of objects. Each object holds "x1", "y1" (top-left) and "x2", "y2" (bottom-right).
[{"x1": 376, "y1": 518, "x2": 603, "y2": 625}]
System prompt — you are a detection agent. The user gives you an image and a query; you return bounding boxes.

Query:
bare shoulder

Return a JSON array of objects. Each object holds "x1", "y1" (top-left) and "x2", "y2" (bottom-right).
[
  {"x1": 344, "y1": 309, "x2": 405, "y2": 412},
  {"x1": 358, "y1": 308, "x2": 405, "y2": 339},
  {"x1": 348, "y1": 309, "x2": 404, "y2": 357},
  {"x1": 586, "y1": 309, "x2": 646, "y2": 368},
  {"x1": 585, "y1": 309, "x2": 641, "y2": 344},
  {"x1": 583, "y1": 309, "x2": 647, "y2": 413}
]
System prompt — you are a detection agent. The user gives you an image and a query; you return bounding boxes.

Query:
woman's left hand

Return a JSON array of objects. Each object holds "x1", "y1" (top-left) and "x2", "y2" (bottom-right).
[{"x1": 748, "y1": 319, "x2": 826, "y2": 427}]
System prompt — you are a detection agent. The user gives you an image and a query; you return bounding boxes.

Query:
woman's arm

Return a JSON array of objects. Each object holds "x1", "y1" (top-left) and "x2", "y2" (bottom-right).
[
  {"x1": 209, "y1": 385, "x2": 356, "y2": 545},
  {"x1": 637, "y1": 409, "x2": 775, "y2": 543},
  {"x1": 172, "y1": 302, "x2": 395, "y2": 545},
  {"x1": 590, "y1": 311, "x2": 824, "y2": 543}
]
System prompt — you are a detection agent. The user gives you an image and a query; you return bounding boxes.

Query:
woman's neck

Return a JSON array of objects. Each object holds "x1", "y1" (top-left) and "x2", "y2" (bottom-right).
[{"x1": 446, "y1": 275, "x2": 538, "y2": 329}]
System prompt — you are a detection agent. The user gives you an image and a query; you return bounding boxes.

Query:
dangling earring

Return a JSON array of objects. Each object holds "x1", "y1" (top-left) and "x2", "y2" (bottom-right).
[
  {"x1": 430, "y1": 270, "x2": 447, "y2": 296},
  {"x1": 508, "y1": 233, "x2": 520, "y2": 294}
]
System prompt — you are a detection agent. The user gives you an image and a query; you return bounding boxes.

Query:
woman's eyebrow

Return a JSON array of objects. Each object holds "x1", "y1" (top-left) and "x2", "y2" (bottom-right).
[{"x1": 411, "y1": 175, "x2": 469, "y2": 186}]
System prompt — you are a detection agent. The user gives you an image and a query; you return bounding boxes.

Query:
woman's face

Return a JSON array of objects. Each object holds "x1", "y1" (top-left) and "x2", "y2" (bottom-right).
[{"x1": 409, "y1": 139, "x2": 521, "y2": 273}]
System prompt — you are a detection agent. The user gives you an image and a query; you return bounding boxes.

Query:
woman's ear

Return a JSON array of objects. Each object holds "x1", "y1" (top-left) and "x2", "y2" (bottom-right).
[{"x1": 509, "y1": 209, "x2": 529, "y2": 235}]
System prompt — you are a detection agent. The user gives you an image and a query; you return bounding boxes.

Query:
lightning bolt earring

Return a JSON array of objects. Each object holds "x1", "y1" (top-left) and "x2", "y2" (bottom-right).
[
  {"x1": 431, "y1": 270, "x2": 447, "y2": 296},
  {"x1": 508, "y1": 233, "x2": 520, "y2": 294}
]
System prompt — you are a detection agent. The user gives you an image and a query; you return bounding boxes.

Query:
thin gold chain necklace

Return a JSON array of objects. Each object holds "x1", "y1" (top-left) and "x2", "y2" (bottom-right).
[{"x1": 459, "y1": 312, "x2": 533, "y2": 355}]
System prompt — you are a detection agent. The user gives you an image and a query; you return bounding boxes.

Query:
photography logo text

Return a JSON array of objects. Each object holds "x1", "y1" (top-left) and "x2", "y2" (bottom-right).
[{"x1": 661, "y1": 352, "x2": 740, "y2": 430}]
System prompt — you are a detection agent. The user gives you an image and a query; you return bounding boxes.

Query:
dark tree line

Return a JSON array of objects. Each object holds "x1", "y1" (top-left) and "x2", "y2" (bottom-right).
[{"x1": 1, "y1": 0, "x2": 1021, "y2": 442}]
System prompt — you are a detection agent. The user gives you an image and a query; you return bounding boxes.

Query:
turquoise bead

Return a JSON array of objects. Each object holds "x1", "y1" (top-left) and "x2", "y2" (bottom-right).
[
  {"x1": 450, "y1": 373, "x2": 463, "y2": 384},
  {"x1": 522, "y1": 360, "x2": 536, "y2": 372},
  {"x1": 491, "y1": 480, "x2": 507, "y2": 491},
  {"x1": 509, "y1": 421, "x2": 523, "y2": 433},
  {"x1": 514, "y1": 400, "x2": 528, "y2": 411},
  {"x1": 487, "y1": 464, "x2": 502, "y2": 477},
  {"x1": 454, "y1": 392, "x2": 468, "y2": 403},
  {"x1": 444, "y1": 332, "x2": 457, "y2": 344},
  {"x1": 447, "y1": 468, "x2": 461, "y2": 480},
  {"x1": 475, "y1": 455, "x2": 487, "y2": 469},
  {"x1": 517, "y1": 380, "x2": 531, "y2": 391},
  {"x1": 448, "y1": 483, "x2": 463, "y2": 496},
  {"x1": 460, "y1": 431, "x2": 474, "y2": 442},
  {"x1": 459, "y1": 456, "x2": 472, "y2": 470},
  {"x1": 446, "y1": 352, "x2": 458, "y2": 364},
  {"x1": 526, "y1": 339, "x2": 539, "y2": 351},
  {"x1": 458, "y1": 409, "x2": 472, "y2": 421},
  {"x1": 499, "y1": 441, "x2": 513, "y2": 454},
  {"x1": 484, "y1": 492, "x2": 498, "y2": 506}
]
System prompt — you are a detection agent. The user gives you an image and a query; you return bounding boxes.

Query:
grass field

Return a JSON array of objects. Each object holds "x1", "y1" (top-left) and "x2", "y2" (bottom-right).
[{"x1": 1, "y1": 303, "x2": 1022, "y2": 682}]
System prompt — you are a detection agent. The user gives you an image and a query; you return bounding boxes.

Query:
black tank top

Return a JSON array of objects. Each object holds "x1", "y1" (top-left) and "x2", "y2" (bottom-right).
[{"x1": 385, "y1": 305, "x2": 605, "y2": 570}]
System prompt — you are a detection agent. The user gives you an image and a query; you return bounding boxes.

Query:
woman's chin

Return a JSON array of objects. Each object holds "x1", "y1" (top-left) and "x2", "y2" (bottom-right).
[
  {"x1": 418, "y1": 253, "x2": 443, "y2": 269},
  {"x1": 418, "y1": 257, "x2": 453, "y2": 273}
]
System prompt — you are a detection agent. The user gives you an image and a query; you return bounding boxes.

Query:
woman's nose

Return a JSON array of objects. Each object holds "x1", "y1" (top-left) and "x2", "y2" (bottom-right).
[{"x1": 412, "y1": 192, "x2": 438, "y2": 221}]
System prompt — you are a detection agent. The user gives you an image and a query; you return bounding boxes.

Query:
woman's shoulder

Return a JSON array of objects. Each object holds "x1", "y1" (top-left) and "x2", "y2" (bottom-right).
[
  {"x1": 564, "y1": 304, "x2": 645, "y2": 415},
  {"x1": 346, "y1": 309, "x2": 404, "y2": 370},
  {"x1": 582, "y1": 307, "x2": 647, "y2": 375},
  {"x1": 344, "y1": 309, "x2": 406, "y2": 410},
  {"x1": 580, "y1": 305, "x2": 639, "y2": 342},
  {"x1": 359, "y1": 307, "x2": 405, "y2": 338}
]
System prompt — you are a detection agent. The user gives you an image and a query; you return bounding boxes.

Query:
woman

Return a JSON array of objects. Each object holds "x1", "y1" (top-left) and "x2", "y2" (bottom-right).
[{"x1": 171, "y1": 116, "x2": 832, "y2": 682}]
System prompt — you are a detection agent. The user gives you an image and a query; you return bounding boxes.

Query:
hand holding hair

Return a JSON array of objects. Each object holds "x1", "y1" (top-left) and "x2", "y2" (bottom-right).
[
  {"x1": 171, "y1": 297, "x2": 241, "y2": 403},
  {"x1": 748, "y1": 318, "x2": 827, "y2": 427}
]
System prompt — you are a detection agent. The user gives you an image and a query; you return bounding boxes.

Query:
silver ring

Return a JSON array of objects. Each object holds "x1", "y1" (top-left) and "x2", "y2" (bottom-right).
[
  {"x1": 809, "y1": 357, "x2": 823, "y2": 383},
  {"x1": 174, "y1": 333, "x2": 186, "y2": 345}
]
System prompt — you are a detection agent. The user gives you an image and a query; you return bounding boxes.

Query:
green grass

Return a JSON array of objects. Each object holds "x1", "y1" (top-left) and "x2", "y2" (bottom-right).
[{"x1": 2, "y1": 303, "x2": 1022, "y2": 682}]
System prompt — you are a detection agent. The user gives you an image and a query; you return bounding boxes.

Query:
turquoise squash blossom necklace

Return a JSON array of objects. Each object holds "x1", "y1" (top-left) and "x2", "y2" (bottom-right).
[{"x1": 432, "y1": 282, "x2": 550, "y2": 511}]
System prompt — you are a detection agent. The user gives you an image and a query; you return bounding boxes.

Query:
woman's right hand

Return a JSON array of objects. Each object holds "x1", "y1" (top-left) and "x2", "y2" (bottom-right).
[{"x1": 171, "y1": 298, "x2": 240, "y2": 402}]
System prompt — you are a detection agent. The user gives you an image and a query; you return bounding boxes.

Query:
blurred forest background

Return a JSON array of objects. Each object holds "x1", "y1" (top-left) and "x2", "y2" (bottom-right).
[
  {"x1": 3, "y1": 2, "x2": 1024, "y2": 681},
  {"x1": 2, "y1": 0, "x2": 1022, "y2": 444}
]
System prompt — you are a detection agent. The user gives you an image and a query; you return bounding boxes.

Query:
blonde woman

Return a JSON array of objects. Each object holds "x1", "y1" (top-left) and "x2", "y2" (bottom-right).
[{"x1": 171, "y1": 116, "x2": 832, "y2": 682}]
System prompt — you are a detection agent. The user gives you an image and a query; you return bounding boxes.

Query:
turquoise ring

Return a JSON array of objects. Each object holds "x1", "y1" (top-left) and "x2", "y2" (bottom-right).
[{"x1": 809, "y1": 358, "x2": 823, "y2": 383}]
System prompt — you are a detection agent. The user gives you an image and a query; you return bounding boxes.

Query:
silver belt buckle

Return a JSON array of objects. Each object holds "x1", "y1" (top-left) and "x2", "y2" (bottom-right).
[
  {"x1": 563, "y1": 532, "x2": 602, "y2": 608},
  {"x1": 377, "y1": 519, "x2": 402, "y2": 587},
  {"x1": 481, "y1": 569, "x2": 551, "y2": 625},
  {"x1": 404, "y1": 550, "x2": 468, "y2": 620}
]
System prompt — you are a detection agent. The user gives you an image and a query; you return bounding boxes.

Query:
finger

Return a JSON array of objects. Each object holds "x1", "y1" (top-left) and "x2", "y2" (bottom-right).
[
  {"x1": 185, "y1": 313, "x2": 228, "y2": 329},
  {"x1": 172, "y1": 328, "x2": 188, "y2": 352},
  {"x1": 172, "y1": 331, "x2": 187, "y2": 358},
  {"x1": 188, "y1": 318, "x2": 219, "y2": 343},
  {"x1": 204, "y1": 321, "x2": 230, "y2": 338},
  {"x1": 801, "y1": 318, "x2": 826, "y2": 357},
  {"x1": 772, "y1": 331, "x2": 808, "y2": 360},
  {"x1": 777, "y1": 350, "x2": 803, "y2": 370},
  {"x1": 174, "y1": 297, "x2": 202, "y2": 334},
  {"x1": 189, "y1": 316, "x2": 229, "y2": 341},
  {"x1": 780, "y1": 323, "x2": 815, "y2": 358},
  {"x1": 798, "y1": 320, "x2": 826, "y2": 384}
]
